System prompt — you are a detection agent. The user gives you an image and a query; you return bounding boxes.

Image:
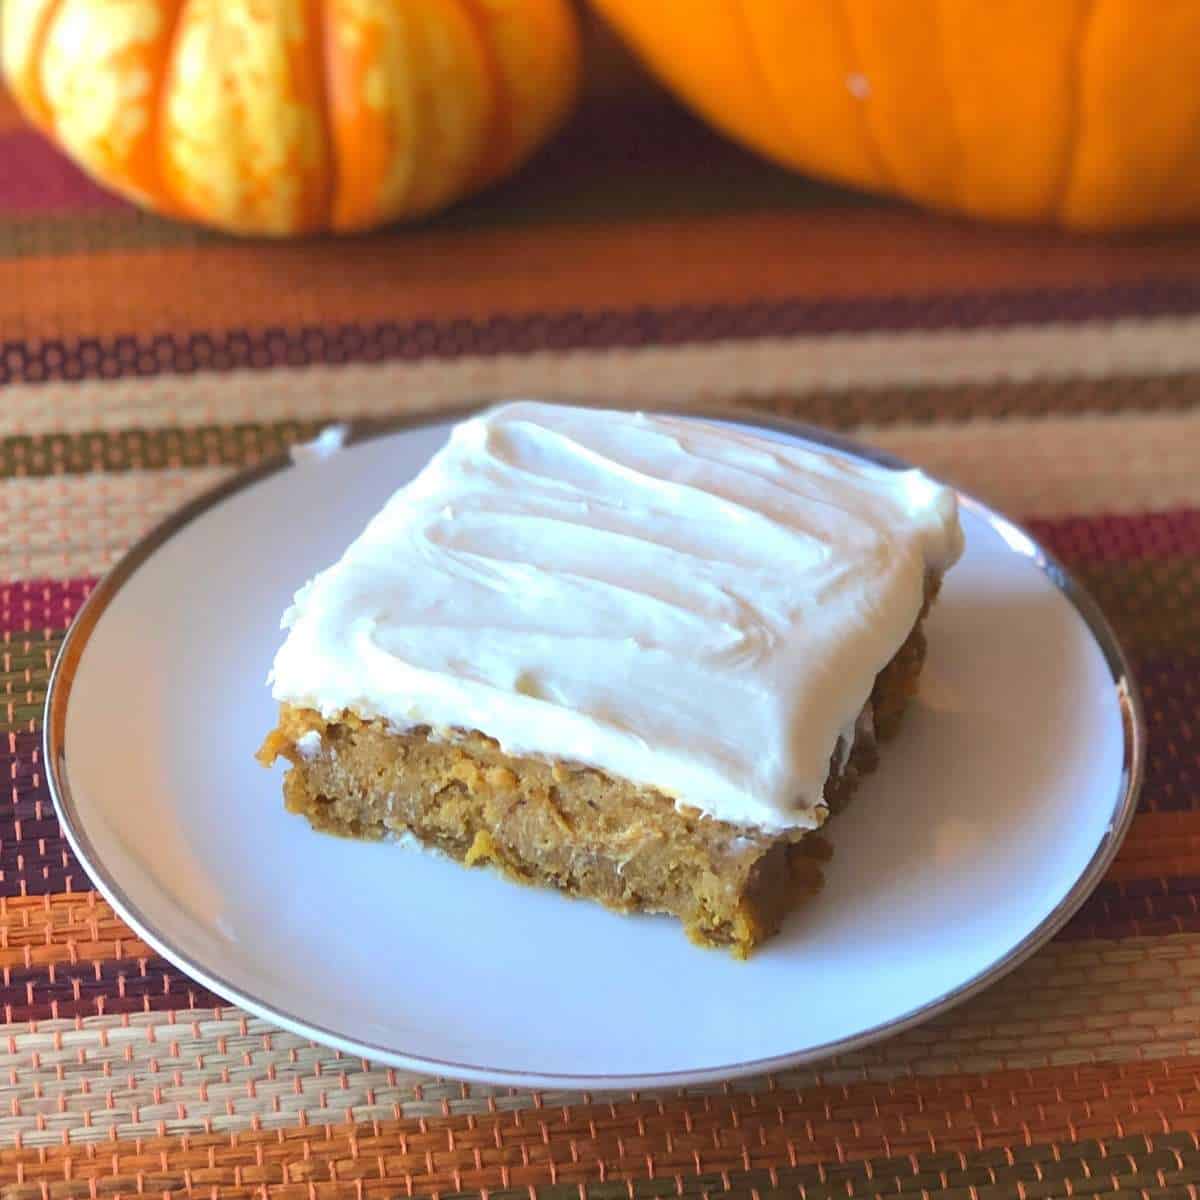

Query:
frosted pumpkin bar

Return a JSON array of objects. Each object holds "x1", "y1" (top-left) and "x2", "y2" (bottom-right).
[{"x1": 257, "y1": 402, "x2": 963, "y2": 955}]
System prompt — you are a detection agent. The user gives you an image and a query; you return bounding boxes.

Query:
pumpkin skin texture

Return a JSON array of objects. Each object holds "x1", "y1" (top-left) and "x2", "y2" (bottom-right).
[
  {"x1": 2, "y1": 0, "x2": 580, "y2": 234},
  {"x1": 590, "y1": 0, "x2": 1200, "y2": 230}
]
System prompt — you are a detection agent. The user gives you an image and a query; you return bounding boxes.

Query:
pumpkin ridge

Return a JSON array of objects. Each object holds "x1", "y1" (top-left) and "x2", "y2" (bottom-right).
[
  {"x1": 832, "y1": 0, "x2": 898, "y2": 196},
  {"x1": 146, "y1": 0, "x2": 188, "y2": 216},
  {"x1": 309, "y1": 0, "x2": 337, "y2": 229},
  {"x1": 456, "y1": 0, "x2": 515, "y2": 190},
  {"x1": 1049, "y1": 0, "x2": 1097, "y2": 224},
  {"x1": 1147, "y1": 5, "x2": 1200, "y2": 226},
  {"x1": 731, "y1": 0, "x2": 814, "y2": 183},
  {"x1": 926, "y1": 0, "x2": 967, "y2": 215},
  {"x1": 19, "y1": 0, "x2": 66, "y2": 134}
]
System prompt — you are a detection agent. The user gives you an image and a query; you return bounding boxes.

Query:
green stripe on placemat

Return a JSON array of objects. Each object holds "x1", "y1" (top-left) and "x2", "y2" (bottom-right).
[
  {"x1": 794, "y1": 373, "x2": 1200, "y2": 429},
  {"x1": 1, "y1": 634, "x2": 63, "y2": 733},
  {"x1": 0, "y1": 171, "x2": 862, "y2": 266},
  {"x1": 0, "y1": 422, "x2": 328, "y2": 478},
  {"x1": 1075, "y1": 561, "x2": 1200, "y2": 654},
  {"x1": 0, "y1": 209, "x2": 212, "y2": 261},
  {"x1": 3, "y1": 373, "x2": 1200, "y2": 480}
]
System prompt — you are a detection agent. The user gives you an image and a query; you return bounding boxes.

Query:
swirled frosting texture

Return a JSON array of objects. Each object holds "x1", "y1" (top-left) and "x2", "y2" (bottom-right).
[{"x1": 269, "y1": 403, "x2": 963, "y2": 831}]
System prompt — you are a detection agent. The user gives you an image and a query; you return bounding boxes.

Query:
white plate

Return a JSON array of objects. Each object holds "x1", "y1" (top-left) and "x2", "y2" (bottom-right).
[{"x1": 45, "y1": 409, "x2": 1143, "y2": 1090}]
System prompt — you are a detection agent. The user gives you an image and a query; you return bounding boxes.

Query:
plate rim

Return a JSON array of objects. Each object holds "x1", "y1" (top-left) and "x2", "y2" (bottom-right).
[{"x1": 42, "y1": 401, "x2": 1146, "y2": 1090}]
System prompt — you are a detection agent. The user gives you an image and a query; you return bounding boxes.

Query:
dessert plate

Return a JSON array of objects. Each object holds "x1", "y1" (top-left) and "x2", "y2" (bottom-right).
[{"x1": 45, "y1": 408, "x2": 1143, "y2": 1089}]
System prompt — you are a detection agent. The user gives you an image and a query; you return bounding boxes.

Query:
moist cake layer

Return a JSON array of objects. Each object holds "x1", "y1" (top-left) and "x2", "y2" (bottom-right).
[
  {"x1": 258, "y1": 598, "x2": 932, "y2": 956},
  {"x1": 267, "y1": 402, "x2": 962, "y2": 832}
]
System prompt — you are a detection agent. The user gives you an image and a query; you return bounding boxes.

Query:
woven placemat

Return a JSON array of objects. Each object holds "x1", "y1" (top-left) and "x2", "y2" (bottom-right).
[{"x1": 2, "y1": 39, "x2": 1200, "y2": 1197}]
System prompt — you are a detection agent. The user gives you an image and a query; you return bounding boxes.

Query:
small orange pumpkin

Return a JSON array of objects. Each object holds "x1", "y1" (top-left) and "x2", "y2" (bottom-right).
[
  {"x1": 591, "y1": 0, "x2": 1200, "y2": 230},
  {"x1": 3, "y1": 0, "x2": 581, "y2": 235}
]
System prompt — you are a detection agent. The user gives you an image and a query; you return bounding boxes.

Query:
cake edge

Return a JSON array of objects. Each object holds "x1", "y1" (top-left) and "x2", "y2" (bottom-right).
[{"x1": 257, "y1": 576, "x2": 941, "y2": 957}]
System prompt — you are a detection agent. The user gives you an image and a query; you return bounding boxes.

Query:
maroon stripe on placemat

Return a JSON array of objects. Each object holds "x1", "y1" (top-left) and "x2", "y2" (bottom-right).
[
  {"x1": 1063, "y1": 879, "x2": 1200, "y2": 941},
  {"x1": 1029, "y1": 510, "x2": 1200, "y2": 564},
  {"x1": 0, "y1": 132, "x2": 128, "y2": 213},
  {"x1": 3, "y1": 730, "x2": 80, "y2": 898},
  {"x1": 5, "y1": 279, "x2": 1200, "y2": 386},
  {"x1": 1, "y1": 578, "x2": 94, "y2": 634},
  {"x1": 1136, "y1": 656, "x2": 1200, "y2": 814},
  {"x1": 0, "y1": 954, "x2": 223, "y2": 1022}
]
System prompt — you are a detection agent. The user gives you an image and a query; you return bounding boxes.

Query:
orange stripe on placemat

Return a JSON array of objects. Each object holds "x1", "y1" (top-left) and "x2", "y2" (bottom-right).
[
  {"x1": 2, "y1": 1056, "x2": 1199, "y2": 1190},
  {"x1": 3, "y1": 932, "x2": 1200, "y2": 1150},
  {"x1": 5, "y1": 212, "x2": 1200, "y2": 342},
  {"x1": 1112, "y1": 812, "x2": 1200, "y2": 881},
  {"x1": 0, "y1": 893, "x2": 152, "y2": 968}
]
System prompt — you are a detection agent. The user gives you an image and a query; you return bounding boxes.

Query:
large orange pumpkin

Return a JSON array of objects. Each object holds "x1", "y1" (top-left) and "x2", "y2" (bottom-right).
[
  {"x1": 591, "y1": 0, "x2": 1200, "y2": 230},
  {"x1": 2, "y1": 0, "x2": 580, "y2": 235}
]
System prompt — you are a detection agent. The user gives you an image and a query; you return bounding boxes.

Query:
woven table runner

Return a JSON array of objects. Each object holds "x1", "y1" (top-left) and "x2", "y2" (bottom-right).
[{"x1": 2, "y1": 44, "x2": 1200, "y2": 1200}]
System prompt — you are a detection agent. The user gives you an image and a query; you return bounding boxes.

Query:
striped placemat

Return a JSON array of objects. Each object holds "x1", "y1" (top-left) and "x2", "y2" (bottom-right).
[{"x1": 2, "y1": 39, "x2": 1199, "y2": 1198}]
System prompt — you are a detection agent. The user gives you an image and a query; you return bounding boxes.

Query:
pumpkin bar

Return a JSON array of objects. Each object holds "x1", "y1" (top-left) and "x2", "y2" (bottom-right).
[{"x1": 258, "y1": 402, "x2": 963, "y2": 955}]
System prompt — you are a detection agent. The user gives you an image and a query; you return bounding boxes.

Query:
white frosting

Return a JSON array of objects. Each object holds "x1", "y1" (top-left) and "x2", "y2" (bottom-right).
[
  {"x1": 294, "y1": 730, "x2": 323, "y2": 760},
  {"x1": 269, "y1": 402, "x2": 963, "y2": 832}
]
